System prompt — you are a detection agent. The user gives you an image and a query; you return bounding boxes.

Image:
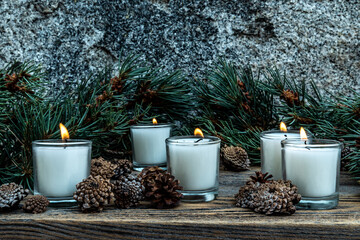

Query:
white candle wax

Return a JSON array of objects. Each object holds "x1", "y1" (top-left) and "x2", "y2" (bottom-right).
[
  {"x1": 167, "y1": 138, "x2": 220, "y2": 191},
  {"x1": 261, "y1": 131, "x2": 300, "y2": 179},
  {"x1": 283, "y1": 145, "x2": 339, "y2": 197},
  {"x1": 33, "y1": 141, "x2": 91, "y2": 198},
  {"x1": 131, "y1": 124, "x2": 171, "y2": 165}
]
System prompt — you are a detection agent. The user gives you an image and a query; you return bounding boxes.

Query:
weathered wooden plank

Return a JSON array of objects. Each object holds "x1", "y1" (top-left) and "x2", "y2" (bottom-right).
[
  {"x1": 1, "y1": 220, "x2": 360, "y2": 239},
  {"x1": 0, "y1": 168, "x2": 359, "y2": 239}
]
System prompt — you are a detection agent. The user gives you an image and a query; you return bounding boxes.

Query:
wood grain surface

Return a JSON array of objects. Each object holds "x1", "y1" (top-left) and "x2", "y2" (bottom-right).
[{"x1": 1, "y1": 168, "x2": 359, "y2": 239}]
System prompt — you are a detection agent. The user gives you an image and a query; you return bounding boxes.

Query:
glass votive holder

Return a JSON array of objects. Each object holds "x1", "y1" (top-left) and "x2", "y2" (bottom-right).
[
  {"x1": 282, "y1": 139, "x2": 342, "y2": 210},
  {"x1": 32, "y1": 140, "x2": 92, "y2": 203},
  {"x1": 260, "y1": 130, "x2": 301, "y2": 180},
  {"x1": 166, "y1": 135, "x2": 221, "y2": 202},
  {"x1": 130, "y1": 123, "x2": 173, "y2": 171}
]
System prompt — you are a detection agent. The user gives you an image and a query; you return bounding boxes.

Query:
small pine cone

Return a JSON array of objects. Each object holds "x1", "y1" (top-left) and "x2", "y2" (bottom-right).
[
  {"x1": 110, "y1": 76, "x2": 124, "y2": 93},
  {"x1": 253, "y1": 180, "x2": 301, "y2": 215},
  {"x1": 73, "y1": 175, "x2": 114, "y2": 213},
  {"x1": 23, "y1": 195, "x2": 49, "y2": 214},
  {"x1": 90, "y1": 157, "x2": 117, "y2": 179},
  {"x1": 113, "y1": 175, "x2": 144, "y2": 209},
  {"x1": 96, "y1": 90, "x2": 112, "y2": 107},
  {"x1": 111, "y1": 159, "x2": 133, "y2": 180},
  {"x1": 139, "y1": 167, "x2": 183, "y2": 209},
  {"x1": 221, "y1": 145, "x2": 250, "y2": 171},
  {"x1": 249, "y1": 171, "x2": 273, "y2": 184},
  {"x1": 0, "y1": 183, "x2": 29, "y2": 211},
  {"x1": 235, "y1": 172, "x2": 301, "y2": 215},
  {"x1": 138, "y1": 166, "x2": 166, "y2": 186},
  {"x1": 280, "y1": 89, "x2": 301, "y2": 107}
]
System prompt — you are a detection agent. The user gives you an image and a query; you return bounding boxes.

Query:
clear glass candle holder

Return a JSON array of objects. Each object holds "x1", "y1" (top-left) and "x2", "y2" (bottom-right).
[
  {"x1": 130, "y1": 123, "x2": 172, "y2": 171},
  {"x1": 166, "y1": 136, "x2": 221, "y2": 202},
  {"x1": 33, "y1": 140, "x2": 92, "y2": 203},
  {"x1": 260, "y1": 130, "x2": 302, "y2": 180},
  {"x1": 282, "y1": 139, "x2": 342, "y2": 210}
]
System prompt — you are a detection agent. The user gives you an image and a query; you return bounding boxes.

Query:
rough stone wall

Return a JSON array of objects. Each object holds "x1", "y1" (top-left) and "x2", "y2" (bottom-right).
[{"x1": 0, "y1": 0, "x2": 359, "y2": 94}]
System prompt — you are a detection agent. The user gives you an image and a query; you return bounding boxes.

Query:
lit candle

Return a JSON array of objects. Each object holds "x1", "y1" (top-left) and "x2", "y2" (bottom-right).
[
  {"x1": 32, "y1": 124, "x2": 92, "y2": 202},
  {"x1": 166, "y1": 128, "x2": 220, "y2": 202},
  {"x1": 260, "y1": 122, "x2": 301, "y2": 179},
  {"x1": 282, "y1": 128, "x2": 342, "y2": 209},
  {"x1": 130, "y1": 119, "x2": 172, "y2": 170}
]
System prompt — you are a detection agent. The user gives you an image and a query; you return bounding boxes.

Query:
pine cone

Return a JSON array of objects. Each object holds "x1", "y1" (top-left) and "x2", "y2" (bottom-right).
[
  {"x1": 113, "y1": 175, "x2": 144, "y2": 209},
  {"x1": 96, "y1": 90, "x2": 112, "y2": 107},
  {"x1": 280, "y1": 89, "x2": 301, "y2": 107},
  {"x1": 249, "y1": 171, "x2": 273, "y2": 184},
  {"x1": 0, "y1": 183, "x2": 29, "y2": 211},
  {"x1": 139, "y1": 167, "x2": 183, "y2": 209},
  {"x1": 90, "y1": 157, "x2": 117, "y2": 179},
  {"x1": 110, "y1": 76, "x2": 124, "y2": 93},
  {"x1": 23, "y1": 195, "x2": 49, "y2": 214},
  {"x1": 73, "y1": 175, "x2": 114, "y2": 213},
  {"x1": 221, "y1": 145, "x2": 250, "y2": 171},
  {"x1": 235, "y1": 172, "x2": 301, "y2": 215},
  {"x1": 4, "y1": 73, "x2": 34, "y2": 94},
  {"x1": 138, "y1": 166, "x2": 166, "y2": 187},
  {"x1": 111, "y1": 159, "x2": 133, "y2": 180}
]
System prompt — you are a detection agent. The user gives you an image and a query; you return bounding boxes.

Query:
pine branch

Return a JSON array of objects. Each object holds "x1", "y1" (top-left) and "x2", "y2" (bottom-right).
[
  {"x1": 195, "y1": 60, "x2": 277, "y2": 131},
  {"x1": 193, "y1": 60, "x2": 277, "y2": 164},
  {"x1": 0, "y1": 56, "x2": 195, "y2": 189},
  {"x1": 108, "y1": 55, "x2": 194, "y2": 123},
  {"x1": 262, "y1": 68, "x2": 360, "y2": 177}
]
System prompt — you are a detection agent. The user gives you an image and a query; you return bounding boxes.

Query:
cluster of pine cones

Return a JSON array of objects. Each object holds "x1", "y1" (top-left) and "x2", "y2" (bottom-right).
[
  {"x1": 0, "y1": 182, "x2": 49, "y2": 214},
  {"x1": 235, "y1": 172, "x2": 301, "y2": 215},
  {"x1": 73, "y1": 157, "x2": 183, "y2": 212}
]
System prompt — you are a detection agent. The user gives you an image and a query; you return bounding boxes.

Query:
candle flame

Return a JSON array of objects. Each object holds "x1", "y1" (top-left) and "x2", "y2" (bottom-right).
[
  {"x1": 280, "y1": 122, "x2": 287, "y2": 132},
  {"x1": 194, "y1": 128, "x2": 204, "y2": 138},
  {"x1": 300, "y1": 127, "x2": 308, "y2": 141},
  {"x1": 59, "y1": 123, "x2": 70, "y2": 140},
  {"x1": 152, "y1": 118, "x2": 158, "y2": 125}
]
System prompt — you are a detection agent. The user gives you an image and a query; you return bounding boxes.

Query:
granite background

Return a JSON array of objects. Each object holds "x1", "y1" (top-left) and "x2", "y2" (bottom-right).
[{"x1": 0, "y1": 0, "x2": 359, "y2": 94}]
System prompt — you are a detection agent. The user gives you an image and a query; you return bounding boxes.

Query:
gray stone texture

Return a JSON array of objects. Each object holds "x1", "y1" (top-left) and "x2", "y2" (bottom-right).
[{"x1": 0, "y1": 0, "x2": 359, "y2": 94}]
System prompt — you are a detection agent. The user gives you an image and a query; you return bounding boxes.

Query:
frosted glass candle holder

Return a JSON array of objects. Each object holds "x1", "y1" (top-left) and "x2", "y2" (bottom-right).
[
  {"x1": 282, "y1": 139, "x2": 342, "y2": 210},
  {"x1": 32, "y1": 140, "x2": 92, "y2": 203},
  {"x1": 260, "y1": 130, "x2": 302, "y2": 180},
  {"x1": 130, "y1": 123, "x2": 172, "y2": 171},
  {"x1": 166, "y1": 136, "x2": 220, "y2": 202}
]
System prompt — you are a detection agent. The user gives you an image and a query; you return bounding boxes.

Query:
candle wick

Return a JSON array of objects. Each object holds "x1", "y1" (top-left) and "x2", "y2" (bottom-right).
[
  {"x1": 284, "y1": 134, "x2": 287, "y2": 138},
  {"x1": 304, "y1": 140, "x2": 307, "y2": 145},
  {"x1": 195, "y1": 138, "x2": 203, "y2": 143}
]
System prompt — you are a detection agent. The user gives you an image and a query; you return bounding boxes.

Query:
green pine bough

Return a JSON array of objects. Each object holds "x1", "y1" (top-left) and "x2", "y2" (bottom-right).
[
  {"x1": 194, "y1": 60, "x2": 278, "y2": 163},
  {"x1": 194, "y1": 60, "x2": 359, "y2": 178},
  {"x1": 0, "y1": 56, "x2": 194, "y2": 189},
  {"x1": 0, "y1": 57, "x2": 359, "y2": 190},
  {"x1": 262, "y1": 68, "x2": 360, "y2": 178}
]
